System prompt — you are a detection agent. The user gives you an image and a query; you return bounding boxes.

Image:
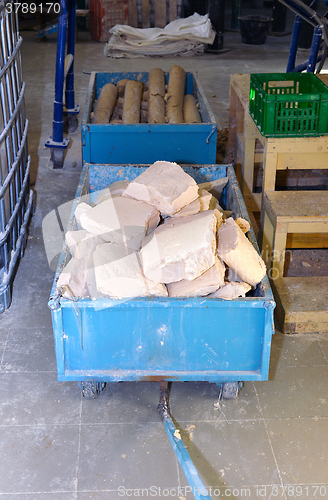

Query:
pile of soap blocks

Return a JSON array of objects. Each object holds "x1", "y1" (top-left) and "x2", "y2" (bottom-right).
[{"x1": 57, "y1": 161, "x2": 266, "y2": 300}]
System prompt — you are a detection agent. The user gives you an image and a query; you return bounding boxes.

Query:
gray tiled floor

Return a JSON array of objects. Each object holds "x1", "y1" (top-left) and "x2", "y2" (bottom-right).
[{"x1": 1, "y1": 16, "x2": 328, "y2": 500}]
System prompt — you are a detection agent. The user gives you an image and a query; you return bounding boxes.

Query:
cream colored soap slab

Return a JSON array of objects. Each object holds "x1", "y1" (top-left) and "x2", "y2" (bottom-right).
[
  {"x1": 122, "y1": 161, "x2": 199, "y2": 216},
  {"x1": 65, "y1": 230, "x2": 89, "y2": 257},
  {"x1": 58, "y1": 233, "x2": 105, "y2": 298},
  {"x1": 74, "y1": 202, "x2": 92, "y2": 227},
  {"x1": 209, "y1": 281, "x2": 251, "y2": 299},
  {"x1": 141, "y1": 210, "x2": 218, "y2": 283},
  {"x1": 79, "y1": 196, "x2": 160, "y2": 251},
  {"x1": 167, "y1": 257, "x2": 225, "y2": 297},
  {"x1": 56, "y1": 257, "x2": 89, "y2": 298},
  {"x1": 217, "y1": 217, "x2": 266, "y2": 287},
  {"x1": 171, "y1": 188, "x2": 217, "y2": 218},
  {"x1": 93, "y1": 242, "x2": 168, "y2": 299}
]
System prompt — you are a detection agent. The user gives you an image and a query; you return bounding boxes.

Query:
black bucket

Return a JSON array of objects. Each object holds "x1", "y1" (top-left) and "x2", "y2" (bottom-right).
[{"x1": 238, "y1": 15, "x2": 273, "y2": 45}]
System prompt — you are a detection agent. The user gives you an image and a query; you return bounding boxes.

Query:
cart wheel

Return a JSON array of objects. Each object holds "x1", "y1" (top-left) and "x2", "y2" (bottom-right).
[
  {"x1": 66, "y1": 115, "x2": 78, "y2": 134},
  {"x1": 81, "y1": 381, "x2": 106, "y2": 399},
  {"x1": 221, "y1": 382, "x2": 239, "y2": 399},
  {"x1": 51, "y1": 148, "x2": 65, "y2": 169}
]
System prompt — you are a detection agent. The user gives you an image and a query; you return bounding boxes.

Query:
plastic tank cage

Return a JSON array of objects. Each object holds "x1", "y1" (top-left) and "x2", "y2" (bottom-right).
[{"x1": 0, "y1": 0, "x2": 34, "y2": 313}]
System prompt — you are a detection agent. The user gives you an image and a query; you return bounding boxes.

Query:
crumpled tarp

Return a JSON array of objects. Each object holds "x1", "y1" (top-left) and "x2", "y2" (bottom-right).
[{"x1": 104, "y1": 13, "x2": 216, "y2": 58}]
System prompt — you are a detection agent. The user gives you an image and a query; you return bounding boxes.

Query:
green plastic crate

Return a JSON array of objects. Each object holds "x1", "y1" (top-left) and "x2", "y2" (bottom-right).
[{"x1": 249, "y1": 73, "x2": 328, "y2": 137}]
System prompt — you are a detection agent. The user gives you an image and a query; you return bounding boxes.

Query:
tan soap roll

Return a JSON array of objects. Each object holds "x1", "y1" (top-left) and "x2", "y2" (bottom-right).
[
  {"x1": 148, "y1": 68, "x2": 165, "y2": 98},
  {"x1": 94, "y1": 83, "x2": 118, "y2": 124},
  {"x1": 148, "y1": 67, "x2": 166, "y2": 123},
  {"x1": 122, "y1": 80, "x2": 144, "y2": 124},
  {"x1": 166, "y1": 65, "x2": 186, "y2": 124},
  {"x1": 183, "y1": 94, "x2": 201, "y2": 124},
  {"x1": 149, "y1": 95, "x2": 165, "y2": 124}
]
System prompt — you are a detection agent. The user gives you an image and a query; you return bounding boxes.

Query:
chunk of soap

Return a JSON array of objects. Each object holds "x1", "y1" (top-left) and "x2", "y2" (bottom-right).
[
  {"x1": 74, "y1": 202, "x2": 92, "y2": 226},
  {"x1": 65, "y1": 229, "x2": 89, "y2": 257},
  {"x1": 122, "y1": 161, "x2": 199, "y2": 216},
  {"x1": 140, "y1": 210, "x2": 219, "y2": 283},
  {"x1": 167, "y1": 257, "x2": 225, "y2": 297},
  {"x1": 93, "y1": 242, "x2": 168, "y2": 299},
  {"x1": 79, "y1": 196, "x2": 160, "y2": 251},
  {"x1": 171, "y1": 188, "x2": 215, "y2": 218},
  {"x1": 217, "y1": 217, "x2": 266, "y2": 287},
  {"x1": 58, "y1": 233, "x2": 105, "y2": 298},
  {"x1": 56, "y1": 257, "x2": 89, "y2": 298},
  {"x1": 209, "y1": 281, "x2": 252, "y2": 300}
]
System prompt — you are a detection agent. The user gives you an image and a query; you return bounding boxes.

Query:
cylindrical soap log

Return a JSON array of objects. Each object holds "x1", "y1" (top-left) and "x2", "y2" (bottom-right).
[
  {"x1": 117, "y1": 79, "x2": 129, "y2": 97},
  {"x1": 148, "y1": 95, "x2": 165, "y2": 123},
  {"x1": 94, "y1": 83, "x2": 118, "y2": 124},
  {"x1": 183, "y1": 94, "x2": 201, "y2": 124},
  {"x1": 166, "y1": 65, "x2": 186, "y2": 124},
  {"x1": 118, "y1": 97, "x2": 148, "y2": 111},
  {"x1": 148, "y1": 68, "x2": 166, "y2": 123},
  {"x1": 148, "y1": 68, "x2": 165, "y2": 98},
  {"x1": 122, "y1": 80, "x2": 143, "y2": 124}
]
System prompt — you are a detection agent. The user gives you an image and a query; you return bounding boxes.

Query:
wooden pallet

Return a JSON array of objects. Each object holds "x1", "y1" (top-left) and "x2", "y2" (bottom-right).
[{"x1": 128, "y1": 0, "x2": 180, "y2": 28}]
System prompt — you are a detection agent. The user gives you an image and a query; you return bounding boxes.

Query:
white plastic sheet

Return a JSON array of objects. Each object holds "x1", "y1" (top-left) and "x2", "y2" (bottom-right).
[{"x1": 104, "y1": 13, "x2": 216, "y2": 58}]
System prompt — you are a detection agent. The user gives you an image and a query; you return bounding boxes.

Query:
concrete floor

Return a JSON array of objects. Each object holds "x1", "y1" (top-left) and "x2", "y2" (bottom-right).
[{"x1": 0, "y1": 22, "x2": 328, "y2": 500}]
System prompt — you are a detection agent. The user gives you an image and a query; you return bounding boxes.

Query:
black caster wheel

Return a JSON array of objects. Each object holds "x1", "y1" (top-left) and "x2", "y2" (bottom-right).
[
  {"x1": 81, "y1": 381, "x2": 106, "y2": 399},
  {"x1": 66, "y1": 115, "x2": 78, "y2": 133},
  {"x1": 220, "y1": 382, "x2": 240, "y2": 399},
  {"x1": 51, "y1": 148, "x2": 65, "y2": 169}
]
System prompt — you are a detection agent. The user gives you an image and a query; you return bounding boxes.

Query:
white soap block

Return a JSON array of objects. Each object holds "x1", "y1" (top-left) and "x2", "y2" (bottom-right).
[
  {"x1": 74, "y1": 202, "x2": 92, "y2": 226},
  {"x1": 56, "y1": 257, "x2": 89, "y2": 298},
  {"x1": 93, "y1": 242, "x2": 168, "y2": 299},
  {"x1": 209, "y1": 281, "x2": 252, "y2": 300},
  {"x1": 217, "y1": 217, "x2": 266, "y2": 287},
  {"x1": 92, "y1": 180, "x2": 130, "y2": 206},
  {"x1": 167, "y1": 257, "x2": 225, "y2": 297},
  {"x1": 171, "y1": 188, "x2": 219, "y2": 218},
  {"x1": 80, "y1": 196, "x2": 160, "y2": 251},
  {"x1": 172, "y1": 198, "x2": 201, "y2": 217},
  {"x1": 141, "y1": 210, "x2": 219, "y2": 283},
  {"x1": 122, "y1": 161, "x2": 199, "y2": 216},
  {"x1": 65, "y1": 230, "x2": 88, "y2": 257},
  {"x1": 57, "y1": 233, "x2": 105, "y2": 298}
]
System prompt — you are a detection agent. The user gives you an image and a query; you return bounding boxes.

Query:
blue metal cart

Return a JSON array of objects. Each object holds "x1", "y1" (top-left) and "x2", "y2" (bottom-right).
[
  {"x1": 45, "y1": 0, "x2": 80, "y2": 168},
  {"x1": 48, "y1": 162, "x2": 275, "y2": 499},
  {"x1": 49, "y1": 163, "x2": 275, "y2": 390}
]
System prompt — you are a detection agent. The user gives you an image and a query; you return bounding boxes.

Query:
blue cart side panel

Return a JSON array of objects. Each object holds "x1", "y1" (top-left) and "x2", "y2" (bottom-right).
[
  {"x1": 49, "y1": 164, "x2": 275, "y2": 383},
  {"x1": 58, "y1": 300, "x2": 273, "y2": 382},
  {"x1": 81, "y1": 72, "x2": 218, "y2": 165}
]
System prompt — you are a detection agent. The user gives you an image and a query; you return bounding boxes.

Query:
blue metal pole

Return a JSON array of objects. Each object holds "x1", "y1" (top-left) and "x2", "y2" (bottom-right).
[
  {"x1": 307, "y1": 25, "x2": 322, "y2": 72},
  {"x1": 286, "y1": 15, "x2": 302, "y2": 71},
  {"x1": 52, "y1": 0, "x2": 68, "y2": 143},
  {"x1": 65, "y1": 0, "x2": 76, "y2": 111},
  {"x1": 158, "y1": 383, "x2": 212, "y2": 500}
]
